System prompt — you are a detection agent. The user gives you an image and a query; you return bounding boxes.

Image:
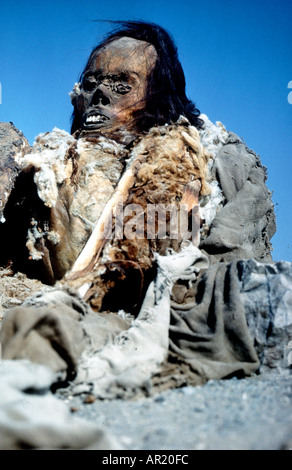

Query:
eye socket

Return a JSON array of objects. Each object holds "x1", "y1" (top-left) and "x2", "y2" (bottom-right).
[
  {"x1": 115, "y1": 83, "x2": 132, "y2": 94},
  {"x1": 82, "y1": 78, "x2": 96, "y2": 92}
]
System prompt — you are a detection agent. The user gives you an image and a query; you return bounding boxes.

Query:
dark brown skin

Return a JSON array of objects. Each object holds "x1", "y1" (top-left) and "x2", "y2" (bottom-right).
[{"x1": 74, "y1": 37, "x2": 157, "y2": 141}]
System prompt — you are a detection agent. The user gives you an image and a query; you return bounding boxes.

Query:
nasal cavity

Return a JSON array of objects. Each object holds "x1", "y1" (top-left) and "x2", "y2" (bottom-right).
[{"x1": 92, "y1": 89, "x2": 110, "y2": 106}]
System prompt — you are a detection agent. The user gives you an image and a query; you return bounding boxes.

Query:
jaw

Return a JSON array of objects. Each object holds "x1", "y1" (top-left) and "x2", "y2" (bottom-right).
[
  {"x1": 78, "y1": 114, "x2": 137, "y2": 144},
  {"x1": 82, "y1": 112, "x2": 110, "y2": 130},
  {"x1": 78, "y1": 108, "x2": 138, "y2": 143}
]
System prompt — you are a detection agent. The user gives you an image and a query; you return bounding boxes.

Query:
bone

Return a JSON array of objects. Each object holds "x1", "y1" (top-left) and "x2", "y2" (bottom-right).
[
  {"x1": 66, "y1": 164, "x2": 136, "y2": 279},
  {"x1": 180, "y1": 180, "x2": 201, "y2": 211},
  {"x1": 179, "y1": 180, "x2": 201, "y2": 248}
]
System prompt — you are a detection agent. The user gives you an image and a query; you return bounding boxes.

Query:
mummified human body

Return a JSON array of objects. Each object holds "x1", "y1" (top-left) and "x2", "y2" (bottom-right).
[{"x1": 0, "y1": 22, "x2": 210, "y2": 311}]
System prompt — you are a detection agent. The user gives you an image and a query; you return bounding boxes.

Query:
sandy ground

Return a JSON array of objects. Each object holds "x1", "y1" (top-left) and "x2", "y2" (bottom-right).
[{"x1": 60, "y1": 373, "x2": 292, "y2": 451}]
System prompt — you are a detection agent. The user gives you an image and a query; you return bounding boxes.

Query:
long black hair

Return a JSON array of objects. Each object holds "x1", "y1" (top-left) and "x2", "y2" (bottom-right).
[{"x1": 71, "y1": 20, "x2": 203, "y2": 134}]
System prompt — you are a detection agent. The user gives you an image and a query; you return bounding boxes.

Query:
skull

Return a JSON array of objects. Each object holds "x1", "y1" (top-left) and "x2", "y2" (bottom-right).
[{"x1": 72, "y1": 37, "x2": 157, "y2": 141}]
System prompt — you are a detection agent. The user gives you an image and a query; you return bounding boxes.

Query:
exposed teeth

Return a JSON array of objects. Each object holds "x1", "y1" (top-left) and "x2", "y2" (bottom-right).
[{"x1": 86, "y1": 115, "x2": 107, "y2": 123}]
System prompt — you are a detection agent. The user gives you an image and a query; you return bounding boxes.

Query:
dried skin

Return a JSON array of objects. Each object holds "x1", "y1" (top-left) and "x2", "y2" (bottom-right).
[
  {"x1": 45, "y1": 139, "x2": 126, "y2": 277},
  {"x1": 14, "y1": 131, "x2": 127, "y2": 281}
]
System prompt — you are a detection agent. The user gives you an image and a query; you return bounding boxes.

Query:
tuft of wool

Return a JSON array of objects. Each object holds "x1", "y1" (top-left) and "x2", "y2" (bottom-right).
[
  {"x1": 16, "y1": 128, "x2": 76, "y2": 208},
  {"x1": 197, "y1": 114, "x2": 228, "y2": 236},
  {"x1": 198, "y1": 114, "x2": 228, "y2": 157}
]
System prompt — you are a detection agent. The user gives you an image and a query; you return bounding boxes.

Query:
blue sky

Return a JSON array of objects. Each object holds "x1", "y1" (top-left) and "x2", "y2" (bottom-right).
[{"x1": 0, "y1": 0, "x2": 291, "y2": 261}]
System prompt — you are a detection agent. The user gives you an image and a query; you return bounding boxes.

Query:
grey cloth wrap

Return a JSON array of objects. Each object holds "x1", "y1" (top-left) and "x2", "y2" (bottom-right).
[
  {"x1": 0, "y1": 288, "x2": 89, "y2": 381},
  {"x1": 200, "y1": 132, "x2": 276, "y2": 264},
  {"x1": 0, "y1": 360, "x2": 122, "y2": 450},
  {"x1": 0, "y1": 287, "x2": 131, "y2": 384},
  {"x1": 168, "y1": 261, "x2": 260, "y2": 385},
  {"x1": 156, "y1": 258, "x2": 292, "y2": 390}
]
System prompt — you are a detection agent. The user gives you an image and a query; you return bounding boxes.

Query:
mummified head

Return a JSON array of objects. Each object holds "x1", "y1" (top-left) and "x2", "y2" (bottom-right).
[
  {"x1": 71, "y1": 37, "x2": 157, "y2": 140},
  {"x1": 70, "y1": 21, "x2": 203, "y2": 138}
]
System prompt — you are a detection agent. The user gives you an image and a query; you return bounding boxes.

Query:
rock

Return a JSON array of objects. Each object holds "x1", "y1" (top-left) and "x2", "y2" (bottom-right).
[
  {"x1": 239, "y1": 258, "x2": 292, "y2": 375},
  {"x1": 0, "y1": 122, "x2": 30, "y2": 221}
]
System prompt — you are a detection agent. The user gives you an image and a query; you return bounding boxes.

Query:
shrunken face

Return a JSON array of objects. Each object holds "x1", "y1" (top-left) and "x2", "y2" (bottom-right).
[{"x1": 74, "y1": 37, "x2": 157, "y2": 139}]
